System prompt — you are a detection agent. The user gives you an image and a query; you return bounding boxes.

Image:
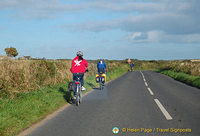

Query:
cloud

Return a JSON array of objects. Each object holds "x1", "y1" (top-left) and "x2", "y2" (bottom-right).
[
  {"x1": 0, "y1": 0, "x2": 194, "y2": 19},
  {"x1": 61, "y1": 0, "x2": 200, "y2": 43},
  {"x1": 65, "y1": 12, "x2": 200, "y2": 35},
  {"x1": 127, "y1": 32, "x2": 148, "y2": 41},
  {"x1": 0, "y1": 0, "x2": 90, "y2": 19},
  {"x1": 125, "y1": 31, "x2": 200, "y2": 43},
  {"x1": 1, "y1": 0, "x2": 200, "y2": 43}
]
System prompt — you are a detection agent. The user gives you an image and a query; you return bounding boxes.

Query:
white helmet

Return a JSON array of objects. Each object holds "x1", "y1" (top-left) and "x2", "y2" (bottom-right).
[
  {"x1": 100, "y1": 60, "x2": 103, "y2": 64},
  {"x1": 76, "y1": 51, "x2": 83, "y2": 56}
]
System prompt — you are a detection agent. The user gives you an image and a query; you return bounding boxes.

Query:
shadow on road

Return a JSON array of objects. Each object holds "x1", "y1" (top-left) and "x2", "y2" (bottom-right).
[
  {"x1": 86, "y1": 82, "x2": 95, "y2": 88},
  {"x1": 59, "y1": 87, "x2": 72, "y2": 104},
  {"x1": 86, "y1": 82, "x2": 102, "y2": 90},
  {"x1": 93, "y1": 87, "x2": 101, "y2": 90}
]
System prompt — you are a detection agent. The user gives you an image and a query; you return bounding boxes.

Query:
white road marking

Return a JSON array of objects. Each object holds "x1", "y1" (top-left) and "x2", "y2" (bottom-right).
[
  {"x1": 145, "y1": 82, "x2": 148, "y2": 87},
  {"x1": 140, "y1": 71, "x2": 146, "y2": 81},
  {"x1": 154, "y1": 99, "x2": 173, "y2": 120},
  {"x1": 147, "y1": 87, "x2": 154, "y2": 95},
  {"x1": 140, "y1": 71, "x2": 144, "y2": 77},
  {"x1": 141, "y1": 72, "x2": 171, "y2": 120}
]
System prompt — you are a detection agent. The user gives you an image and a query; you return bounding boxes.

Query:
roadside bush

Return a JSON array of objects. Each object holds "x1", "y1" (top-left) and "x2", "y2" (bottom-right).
[
  {"x1": 192, "y1": 77, "x2": 200, "y2": 88},
  {"x1": 159, "y1": 70, "x2": 200, "y2": 89},
  {"x1": 44, "y1": 61, "x2": 56, "y2": 77},
  {"x1": 0, "y1": 60, "x2": 126, "y2": 98}
]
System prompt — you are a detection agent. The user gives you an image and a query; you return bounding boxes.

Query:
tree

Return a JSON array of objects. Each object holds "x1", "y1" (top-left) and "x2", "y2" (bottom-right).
[{"x1": 4, "y1": 47, "x2": 18, "y2": 57}]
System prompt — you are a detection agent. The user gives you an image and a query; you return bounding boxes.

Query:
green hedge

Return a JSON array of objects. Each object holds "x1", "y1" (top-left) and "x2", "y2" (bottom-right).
[{"x1": 156, "y1": 69, "x2": 200, "y2": 88}]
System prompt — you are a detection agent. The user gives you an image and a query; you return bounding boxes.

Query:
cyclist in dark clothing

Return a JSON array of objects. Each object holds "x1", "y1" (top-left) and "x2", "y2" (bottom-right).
[
  {"x1": 97, "y1": 60, "x2": 107, "y2": 74},
  {"x1": 96, "y1": 60, "x2": 107, "y2": 85},
  {"x1": 130, "y1": 63, "x2": 134, "y2": 71}
]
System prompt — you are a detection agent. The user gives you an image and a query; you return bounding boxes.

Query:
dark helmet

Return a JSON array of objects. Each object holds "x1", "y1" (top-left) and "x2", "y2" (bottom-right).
[{"x1": 76, "y1": 51, "x2": 83, "y2": 57}]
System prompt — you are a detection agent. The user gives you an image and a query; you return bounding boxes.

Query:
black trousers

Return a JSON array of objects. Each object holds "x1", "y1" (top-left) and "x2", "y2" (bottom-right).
[
  {"x1": 73, "y1": 73, "x2": 84, "y2": 86},
  {"x1": 98, "y1": 68, "x2": 105, "y2": 74}
]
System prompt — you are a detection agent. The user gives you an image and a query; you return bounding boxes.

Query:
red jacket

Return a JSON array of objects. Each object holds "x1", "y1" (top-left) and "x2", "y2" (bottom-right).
[{"x1": 70, "y1": 56, "x2": 88, "y2": 73}]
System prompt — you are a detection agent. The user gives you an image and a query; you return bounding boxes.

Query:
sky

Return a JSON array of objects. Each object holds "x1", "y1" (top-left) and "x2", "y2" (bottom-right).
[{"x1": 0, "y1": 0, "x2": 200, "y2": 60}]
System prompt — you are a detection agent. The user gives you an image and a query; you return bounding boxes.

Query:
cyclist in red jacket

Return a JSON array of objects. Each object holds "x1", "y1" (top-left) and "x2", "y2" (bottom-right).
[{"x1": 70, "y1": 51, "x2": 88, "y2": 91}]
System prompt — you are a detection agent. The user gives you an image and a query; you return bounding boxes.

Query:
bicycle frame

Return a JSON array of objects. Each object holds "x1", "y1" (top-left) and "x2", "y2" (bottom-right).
[
  {"x1": 131, "y1": 67, "x2": 134, "y2": 71},
  {"x1": 74, "y1": 74, "x2": 82, "y2": 106}
]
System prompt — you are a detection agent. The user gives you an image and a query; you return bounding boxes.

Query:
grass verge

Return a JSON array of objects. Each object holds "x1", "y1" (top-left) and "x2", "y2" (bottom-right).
[
  {"x1": 156, "y1": 69, "x2": 200, "y2": 89},
  {"x1": 0, "y1": 64, "x2": 128, "y2": 136}
]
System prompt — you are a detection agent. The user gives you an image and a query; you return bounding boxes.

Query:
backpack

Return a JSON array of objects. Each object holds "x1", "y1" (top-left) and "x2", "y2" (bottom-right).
[{"x1": 68, "y1": 81, "x2": 75, "y2": 92}]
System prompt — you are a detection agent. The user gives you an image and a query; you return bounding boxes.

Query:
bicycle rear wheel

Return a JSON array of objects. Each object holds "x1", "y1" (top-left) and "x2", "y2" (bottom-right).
[
  {"x1": 76, "y1": 85, "x2": 80, "y2": 106},
  {"x1": 76, "y1": 95, "x2": 79, "y2": 106},
  {"x1": 100, "y1": 83, "x2": 103, "y2": 90},
  {"x1": 79, "y1": 91, "x2": 82, "y2": 103}
]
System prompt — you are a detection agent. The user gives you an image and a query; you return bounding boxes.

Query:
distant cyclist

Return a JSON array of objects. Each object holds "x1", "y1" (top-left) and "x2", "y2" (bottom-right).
[
  {"x1": 97, "y1": 59, "x2": 107, "y2": 74},
  {"x1": 96, "y1": 59, "x2": 107, "y2": 86},
  {"x1": 70, "y1": 51, "x2": 88, "y2": 91},
  {"x1": 130, "y1": 63, "x2": 134, "y2": 71}
]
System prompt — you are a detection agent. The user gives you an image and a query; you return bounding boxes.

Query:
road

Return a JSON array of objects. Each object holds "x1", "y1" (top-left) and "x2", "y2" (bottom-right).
[{"x1": 25, "y1": 71, "x2": 200, "y2": 136}]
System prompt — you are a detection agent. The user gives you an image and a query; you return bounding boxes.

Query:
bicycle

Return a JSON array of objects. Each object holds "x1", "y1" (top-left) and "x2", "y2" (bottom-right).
[
  {"x1": 131, "y1": 66, "x2": 134, "y2": 71},
  {"x1": 71, "y1": 70, "x2": 88, "y2": 106},
  {"x1": 72, "y1": 73, "x2": 82, "y2": 106},
  {"x1": 96, "y1": 72, "x2": 106, "y2": 90}
]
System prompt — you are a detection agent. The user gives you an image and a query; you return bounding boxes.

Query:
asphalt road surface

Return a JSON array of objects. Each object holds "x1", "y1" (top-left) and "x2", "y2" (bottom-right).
[{"x1": 26, "y1": 71, "x2": 200, "y2": 136}]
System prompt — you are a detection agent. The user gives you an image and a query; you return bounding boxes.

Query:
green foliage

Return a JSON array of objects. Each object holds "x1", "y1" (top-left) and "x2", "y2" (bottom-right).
[
  {"x1": 192, "y1": 77, "x2": 200, "y2": 87},
  {"x1": 0, "y1": 85, "x2": 67, "y2": 136},
  {"x1": 159, "y1": 70, "x2": 200, "y2": 89},
  {"x1": 133, "y1": 60, "x2": 200, "y2": 76},
  {"x1": 4, "y1": 47, "x2": 18, "y2": 57}
]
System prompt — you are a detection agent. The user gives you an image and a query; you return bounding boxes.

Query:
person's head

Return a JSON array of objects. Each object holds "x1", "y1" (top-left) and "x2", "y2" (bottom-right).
[
  {"x1": 99, "y1": 59, "x2": 103, "y2": 64},
  {"x1": 76, "y1": 51, "x2": 83, "y2": 60}
]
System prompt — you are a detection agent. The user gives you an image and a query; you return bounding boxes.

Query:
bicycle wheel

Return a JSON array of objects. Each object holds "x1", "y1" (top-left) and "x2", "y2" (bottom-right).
[
  {"x1": 100, "y1": 83, "x2": 103, "y2": 90},
  {"x1": 76, "y1": 95, "x2": 79, "y2": 106},
  {"x1": 99, "y1": 83, "x2": 101, "y2": 90},
  {"x1": 76, "y1": 85, "x2": 79, "y2": 106},
  {"x1": 79, "y1": 91, "x2": 82, "y2": 103}
]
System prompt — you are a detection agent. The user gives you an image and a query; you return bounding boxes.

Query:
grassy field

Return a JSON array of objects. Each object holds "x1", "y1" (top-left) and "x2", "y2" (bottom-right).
[
  {"x1": 156, "y1": 69, "x2": 200, "y2": 89},
  {"x1": 132, "y1": 59, "x2": 200, "y2": 88},
  {"x1": 155, "y1": 60, "x2": 200, "y2": 88},
  {"x1": 0, "y1": 60, "x2": 128, "y2": 136},
  {"x1": 0, "y1": 59, "x2": 72, "y2": 98},
  {"x1": 133, "y1": 59, "x2": 200, "y2": 76}
]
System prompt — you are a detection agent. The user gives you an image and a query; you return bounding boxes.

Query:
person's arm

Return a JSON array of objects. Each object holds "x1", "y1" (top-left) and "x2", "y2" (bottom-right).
[{"x1": 85, "y1": 60, "x2": 89, "y2": 72}]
